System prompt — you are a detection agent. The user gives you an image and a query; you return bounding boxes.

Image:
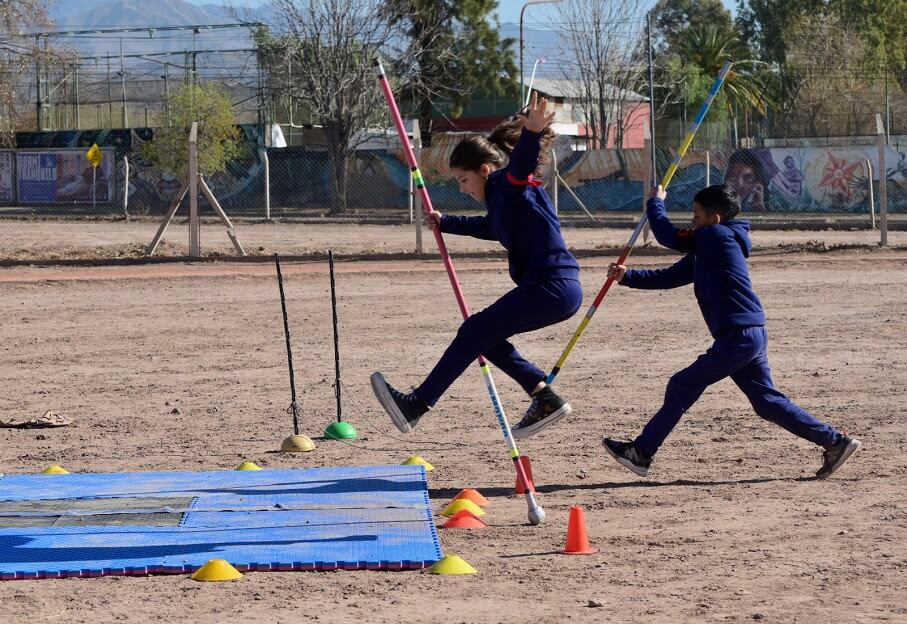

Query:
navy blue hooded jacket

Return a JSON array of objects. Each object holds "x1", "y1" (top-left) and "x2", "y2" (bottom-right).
[
  {"x1": 439, "y1": 128, "x2": 580, "y2": 286},
  {"x1": 620, "y1": 197, "x2": 766, "y2": 337}
]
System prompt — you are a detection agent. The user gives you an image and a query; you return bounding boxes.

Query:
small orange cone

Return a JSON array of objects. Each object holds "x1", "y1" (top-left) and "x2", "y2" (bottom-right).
[
  {"x1": 452, "y1": 488, "x2": 489, "y2": 507},
  {"x1": 514, "y1": 456, "x2": 536, "y2": 494},
  {"x1": 441, "y1": 509, "x2": 488, "y2": 529},
  {"x1": 563, "y1": 506, "x2": 598, "y2": 555}
]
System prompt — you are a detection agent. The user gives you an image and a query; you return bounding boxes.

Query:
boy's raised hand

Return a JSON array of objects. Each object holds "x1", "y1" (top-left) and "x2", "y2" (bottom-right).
[
  {"x1": 650, "y1": 184, "x2": 667, "y2": 200},
  {"x1": 520, "y1": 91, "x2": 556, "y2": 133},
  {"x1": 607, "y1": 263, "x2": 627, "y2": 282}
]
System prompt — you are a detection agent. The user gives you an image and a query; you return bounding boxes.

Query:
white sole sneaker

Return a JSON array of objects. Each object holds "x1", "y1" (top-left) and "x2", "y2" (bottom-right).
[
  {"x1": 370, "y1": 371, "x2": 414, "y2": 433},
  {"x1": 512, "y1": 403, "x2": 572, "y2": 440},
  {"x1": 817, "y1": 437, "x2": 862, "y2": 479},
  {"x1": 602, "y1": 438, "x2": 650, "y2": 477}
]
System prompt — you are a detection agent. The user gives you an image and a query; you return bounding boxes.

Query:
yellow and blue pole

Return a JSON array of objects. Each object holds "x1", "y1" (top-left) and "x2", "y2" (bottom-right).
[{"x1": 546, "y1": 60, "x2": 733, "y2": 385}]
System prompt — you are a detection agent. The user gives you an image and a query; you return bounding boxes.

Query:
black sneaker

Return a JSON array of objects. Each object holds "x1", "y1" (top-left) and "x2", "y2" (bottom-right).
[
  {"x1": 602, "y1": 438, "x2": 651, "y2": 477},
  {"x1": 512, "y1": 386, "x2": 572, "y2": 440},
  {"x1": 370, "y1": 372, "x2": 430, "y2": 433},
  {"x1": 816, "y1": 435, "x2": 862, "y2": 479}
]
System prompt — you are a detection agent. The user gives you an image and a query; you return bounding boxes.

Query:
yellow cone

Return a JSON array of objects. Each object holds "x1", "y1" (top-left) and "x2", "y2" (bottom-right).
[
  {"x1": 236, "y1": 461, "x2": 262, "y2": 471},
  {"x1": 40, "y1": 465, "x2": 69, "y2": 474},
  {"x1": 427, "y1": 555, "x2": 476, "y2": 575},
  {"x1": 191, "y1": 559, "x2": 243, "y2": 582},
  {"x1": 441, "y1": 499, "x2": 486, "y2": 518},
  {"x1": 402, "y1": 455, "x2": 434, "y2": 471},
  {"x1": 280, "y1": 434, "x2": 316, "y2": 453}
]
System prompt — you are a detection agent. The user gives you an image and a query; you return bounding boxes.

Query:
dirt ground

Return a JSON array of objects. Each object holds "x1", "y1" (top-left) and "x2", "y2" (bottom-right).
[
  {"x1": 0, "y1": 218, "x2": 903, "y2": 261},
  {"x1": 0, "y1": 247, "x2": 904, "y2": 623}
]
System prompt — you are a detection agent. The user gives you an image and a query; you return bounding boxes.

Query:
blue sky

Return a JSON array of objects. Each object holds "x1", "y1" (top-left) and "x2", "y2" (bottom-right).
[{"x1": 186, "y1": 0, "x2": 737, "y2": 24}]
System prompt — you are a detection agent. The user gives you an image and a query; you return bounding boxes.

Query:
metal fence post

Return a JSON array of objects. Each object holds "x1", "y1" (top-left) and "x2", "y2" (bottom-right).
[
  {"x1": 122, "y1": 156, "x2": 130, "y2": 219},
  {"x1": 705, "y1": 150, "x2": 710, "y2": 187},
  {"x1": 876, "y1": 114, "x2": 888, "y2": 247},
  {"x1": 189, "y1": 121, "x2": 200, "y2": 257},
  {"x1": 411, "y1": 119, "x2": 422, "y2": 254},
  {"x1": 260, "y1": 148, "x2": 270, "y2": 220},
  {"x1": 865, "y1": 159, "x2": 875, "y2": 229}
]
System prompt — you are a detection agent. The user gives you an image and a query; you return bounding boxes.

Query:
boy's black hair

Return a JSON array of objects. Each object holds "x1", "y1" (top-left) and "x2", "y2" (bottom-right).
[{"x1": 693, "y1": 184, "x2": 741, "y2": 220}]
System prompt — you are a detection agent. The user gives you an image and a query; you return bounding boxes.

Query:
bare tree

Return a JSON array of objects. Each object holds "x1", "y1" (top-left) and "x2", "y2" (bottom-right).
[
  {"x1": 779, "y1": 14, "x2": 880, "y2": 137},
  {"x1": 258, "y1": 0, "x2": 394, "y2": 214},
  {"x1": 555, "y1": 0, "x2": 648, "y2": 149},
  {"x1": 0, "y1": 1, "x2": 75, "y2": 142}
]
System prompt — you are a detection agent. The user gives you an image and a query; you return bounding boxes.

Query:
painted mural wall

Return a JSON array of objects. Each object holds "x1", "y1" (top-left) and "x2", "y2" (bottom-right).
[{"x1": 11, "y1": 128, "x2": 906, "y2": 217}]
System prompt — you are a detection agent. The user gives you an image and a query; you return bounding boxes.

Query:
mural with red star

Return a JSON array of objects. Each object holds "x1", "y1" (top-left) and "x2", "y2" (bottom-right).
[{"x1": 819, "y1": 152, "x2": 862, "y2": 196}]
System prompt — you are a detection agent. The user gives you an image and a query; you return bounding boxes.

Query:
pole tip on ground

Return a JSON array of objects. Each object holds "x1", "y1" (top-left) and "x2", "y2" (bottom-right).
[
  {"x1": 191, "y1": 559, "x2": 243, "y2": 582},
  {"x1": 40, "y1": 465, "x2": 69, "y2": 475},
  {"x1": 280, "y1": 434, "x2": 316, "y2": 453},
  {"x1": 324, "y1": 421, "x2": 358, "y2": 440},
  {"x1": 441, "y1": 499, "x2": 485, "y2": 518},
  {"x1": 236, "y1": 461, "x2": 262, "y2": 471},
  {"x1": 452, "y1": 488, "x2": 489, "y2": 507},
  {"x1": 402, "y1": 455, "x2": 433, "y2": 471},
  {"x1": 427, "y1": 555, "x2": 476, "y2": 575}
]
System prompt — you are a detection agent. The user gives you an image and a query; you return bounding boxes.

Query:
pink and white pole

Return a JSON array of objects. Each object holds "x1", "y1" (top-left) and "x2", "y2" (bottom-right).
[{"x1": 373, "y1": 59, "x2": 544, "y2": 525}]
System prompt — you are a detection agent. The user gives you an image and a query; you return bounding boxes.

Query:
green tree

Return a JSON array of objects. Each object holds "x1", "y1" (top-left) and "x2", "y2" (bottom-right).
[
  {"x1": 737, "y1": 0, "x2": 907, "y2": 83},
  {"x1": 140, "y1": 82, "x2": 243, "y2": 179},
  {"x1": 381, "y1": 0, "x2": 517, "y2": 144},
  {"x1": 651, "y1": 0, "x2": 733, "y2": 52}
]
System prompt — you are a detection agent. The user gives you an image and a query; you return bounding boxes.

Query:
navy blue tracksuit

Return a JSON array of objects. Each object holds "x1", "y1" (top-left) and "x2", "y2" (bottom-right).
[
  {"x1": 620, "y1": 198, "x2": 842, "y2": 458},
  {"x1": 413, "y1": 129, "x2": 582, "y2": 406}
]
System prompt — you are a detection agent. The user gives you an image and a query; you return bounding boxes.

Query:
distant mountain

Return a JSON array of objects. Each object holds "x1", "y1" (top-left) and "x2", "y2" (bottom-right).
[{"x1": 49, "y1": 0, "x2": 247, "y2": 57}]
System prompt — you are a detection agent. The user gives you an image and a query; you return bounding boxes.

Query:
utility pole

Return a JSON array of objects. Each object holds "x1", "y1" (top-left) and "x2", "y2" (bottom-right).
[
  {"x1": 120, "y1": 38, "x2": 128, "y2": 128},
  {"x1": 107, "y1": 53, "x2": 113, "y2": 128},
  {"x1": 74, "y1": 62, "x2": 81, "y2": 130},
  {"x1": 163, "y1": 65, "x2": 171, "y2": 126},
  {"x1": 35, "y1": 35, "x2": 42, "y2": 131},
  {"x1": 646, "y1": 12, "x2": 657, "y2": 185}
]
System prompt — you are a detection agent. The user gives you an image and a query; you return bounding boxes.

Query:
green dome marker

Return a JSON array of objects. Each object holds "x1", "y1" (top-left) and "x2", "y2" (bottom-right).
[{"x1": 324, "y1": 421, "x2": 358, "y2": 440}]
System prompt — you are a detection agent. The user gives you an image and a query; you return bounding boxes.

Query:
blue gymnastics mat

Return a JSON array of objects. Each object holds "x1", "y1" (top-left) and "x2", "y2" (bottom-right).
[{"x1": 0, "y1": 465, "x2": 442, "y2": 580}]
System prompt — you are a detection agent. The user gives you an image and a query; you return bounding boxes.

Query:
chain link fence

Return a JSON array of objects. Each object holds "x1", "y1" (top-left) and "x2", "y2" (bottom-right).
[{"x1": 0, "y1": 126, "x2": 903, "y2": 261}]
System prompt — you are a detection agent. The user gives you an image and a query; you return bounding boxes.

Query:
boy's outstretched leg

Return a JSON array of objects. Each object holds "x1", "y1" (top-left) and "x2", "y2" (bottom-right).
[
  {"x1": 729, "y1": 329, "x2": 862, "y2": 478},
  {"x1": 370, "y1": 372, "x2": 430, "y2": 433}
]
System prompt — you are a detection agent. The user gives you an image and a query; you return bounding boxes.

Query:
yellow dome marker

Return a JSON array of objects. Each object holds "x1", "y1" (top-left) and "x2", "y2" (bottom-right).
[
  {"x1": 280, "y1": 434, "x2": 316, "y2": 452},
  {"x1": 427, "y1": 555, "x2": 476, "y2": 575},
  {"x1": 191, "y1": 559, "x2": 243, "y2": 582},
  {"x1": 440, "y1": 499, "x2": 486, "y2": 518},
  {"x1": 40, "y1": 465, "x2": 69, "y2": 474},
  {"x1": 236, "y1": 461, "x2": 262, "y2": 471},
  {"x1": 402, "y1": 455, "x2": 434, "y2": 471}
]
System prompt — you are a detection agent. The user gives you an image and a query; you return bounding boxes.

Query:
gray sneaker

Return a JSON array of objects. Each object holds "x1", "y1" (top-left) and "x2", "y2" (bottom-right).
[
  {"x1": 602, "y1": 437, "x2": 651, "y2": 477},
  {"x1": 512, "y1": 386, "x2": 572, "y2": 440},
  {"x1": 816, "y1": 435, "x2": 861, "y2": 478}
]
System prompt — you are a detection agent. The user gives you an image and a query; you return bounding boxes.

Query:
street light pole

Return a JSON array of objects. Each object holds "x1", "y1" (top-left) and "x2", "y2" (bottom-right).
[{"x1": 520, "y1": 0, "x2": 562, "y2": 108}]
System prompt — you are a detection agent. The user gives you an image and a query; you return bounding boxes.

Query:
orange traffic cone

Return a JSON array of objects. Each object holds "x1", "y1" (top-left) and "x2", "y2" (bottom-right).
[
  {"x1": 441, "y1": 509, "x2": 488, "y2": 529},
  {"x1": 514, "y1": 456, "x2": 536, "y2": 494},
  {"x1": 563, "y1": 506, "x2": 598, "y2": 555},
  {"x1": 452, "y1": 488, "x2": 489, "y2": 507}
]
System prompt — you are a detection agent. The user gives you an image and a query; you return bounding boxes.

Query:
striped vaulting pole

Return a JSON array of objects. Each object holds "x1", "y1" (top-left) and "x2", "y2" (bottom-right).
[
  {"x1": 372, "y1": 59, "x2": 545, "y2": 525},
  {"x1": 546, "y1": 59, "x2": 733, "y2": 385}
]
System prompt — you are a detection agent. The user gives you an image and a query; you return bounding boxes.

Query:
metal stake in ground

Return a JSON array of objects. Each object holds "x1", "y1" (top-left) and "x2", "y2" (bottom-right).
[
  {"x1": 373, "y1": 58, "x2": 544, "y2": 526},
  {"x1": 275, "y1": 254, "x2": 316, "y2": 452},
  {"x1": 544, "y1": 60, "x2": 733, "y2": 386},
  {"x1": 324, "y1": 250, "x2": 358, "y2": 440}
]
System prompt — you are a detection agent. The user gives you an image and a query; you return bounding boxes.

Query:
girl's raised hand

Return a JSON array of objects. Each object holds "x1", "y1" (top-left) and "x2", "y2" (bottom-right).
[
  {"x1": 520, "y1": 91, "x2": 556, "y2": 133},
  {"x1": 423, "y1": 210, "x2": 441, "y2": 231}
]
